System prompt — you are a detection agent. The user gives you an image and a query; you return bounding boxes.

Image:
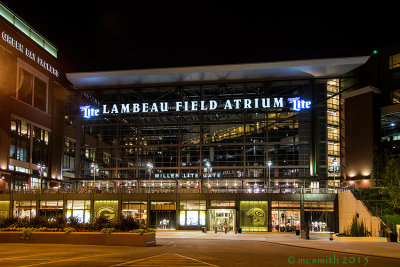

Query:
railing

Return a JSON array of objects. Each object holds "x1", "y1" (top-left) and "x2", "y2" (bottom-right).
[
  {"x1": 0, "y1": 187, "x2": 336, "y2": 194},
  {"x1": 350, "y1": 187, "x2": 397, "y2": 233}
]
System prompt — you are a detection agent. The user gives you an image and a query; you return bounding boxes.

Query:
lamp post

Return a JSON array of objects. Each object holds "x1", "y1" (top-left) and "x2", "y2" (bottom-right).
[
  {"x1": 147, "y1": 162, "x2": 153, "y2": 193},
  {"x1": 267, "y1": 160, "x2": 272, "y2": 193},
  {"x1": 37, "y1": 162, "x2": 45, "y2": 192},
  {"x1": 90, "y1": 163, "x2": 98, "y2": 187},
  {"x1": 331, "y1": 158, "x2": 338, "y2": 193}
]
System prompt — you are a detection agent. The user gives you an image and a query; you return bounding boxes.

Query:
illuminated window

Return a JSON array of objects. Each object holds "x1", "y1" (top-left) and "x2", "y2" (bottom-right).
[
  {"x1": 393, "y1": 90, "x2": 400, "y2": 104},
  {"x1": 389, "y1": 53, "x2": 400, "y2": 69},
  {"x1": 66, "y1": 200, "x2": 91, "y2": 223}
]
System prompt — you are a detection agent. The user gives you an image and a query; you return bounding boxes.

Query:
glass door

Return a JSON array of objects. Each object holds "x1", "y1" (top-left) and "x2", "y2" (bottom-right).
[{"x1": 208, "y1": 209, "x2": 235, "y2": 232}]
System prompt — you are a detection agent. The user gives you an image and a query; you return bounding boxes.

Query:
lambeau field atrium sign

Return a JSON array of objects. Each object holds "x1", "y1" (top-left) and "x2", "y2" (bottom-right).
[{"x1": 80, "y1": 97, "x2": 311, "y2": 119}]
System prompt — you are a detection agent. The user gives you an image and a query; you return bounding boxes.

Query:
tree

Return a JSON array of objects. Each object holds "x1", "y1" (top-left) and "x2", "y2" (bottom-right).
[{"x1": 382, "y1": 155, "x2": 400, "y2": 209}]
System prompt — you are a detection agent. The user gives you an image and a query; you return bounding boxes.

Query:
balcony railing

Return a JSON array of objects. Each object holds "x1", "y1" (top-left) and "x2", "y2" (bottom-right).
[{"x1": 0, "y1": 187, "x2": 335, "y2": 194}]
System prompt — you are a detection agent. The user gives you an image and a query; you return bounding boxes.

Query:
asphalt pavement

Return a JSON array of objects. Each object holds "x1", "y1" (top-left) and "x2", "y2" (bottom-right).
[{"x1": 0, "y1": 232, "x2": 398, "y2": 266}]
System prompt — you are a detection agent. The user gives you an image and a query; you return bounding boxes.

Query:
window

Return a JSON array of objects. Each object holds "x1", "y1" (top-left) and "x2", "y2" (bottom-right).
[
  {"x1": 14, "y1": 200, "x2": 36, "y2": 218},
  {"x1": 10, "y1": 117, "x2": 50, "y2": 166},
  {"x1": 122, "y1": 201, "x2": 147, "y2": 224},
  {"x1": 34, "y1": 77, "x2": 47, "y2": 111},
  {"x1": 17, "y1": 68, "x2": 33, "y2": 105},
  {"x1": 66, "y1": 200, "x2": 91, "y2": 223},
  {"x1": 32, "y1": 126, "x2": 49, "y2": 165},
  {"x1": 0, "y1": 201, "x2": 10, "y2": 218},
  {"x1": 10, "y1": 118, "x2": 31, "y2": 162},
  {"x1": 17, "y1": 64, "x2": 48, "y2": 112},
  {"x1": 210, "y1": 200, "x2": 235, "y2": 207},
  {"x1": 389, "y1": 53, "x2": 400, "y2": 69},
  {"x1": 393, "y1": 90, "x2": 400, "y2": 104},
  {"x1": 39, "y1": 200, "x2": 63, "y2": 219}
]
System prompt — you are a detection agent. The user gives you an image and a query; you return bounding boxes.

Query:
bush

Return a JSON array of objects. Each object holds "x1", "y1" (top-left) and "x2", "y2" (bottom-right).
[
  {"x1": 0, "y1": 217, "x2": 18, "y2": 228},
  {"x1": 115, "y1": 216, "x2": 139, "y2": 232},
  {"x1": 131, "y1": 227, "x2": 156, "y2": 235},
  {"x1": 93, "y1": 216, "x2": 113, "y2": 231},
  {"x1": 66, "y1": 217, "x2": 81, "y2": 230},
  {"x1": 100, "y1": 228, "x2": 115, "y2": 234},
  {"x1": 29, "y1": 216, "x2": 47, "y2": 228},
  {"x1": 64, "y1": 227, "x2": 75, "y2": 235},
  {"x1": 345, "y1": 215, "x2": 371, "y2": 237},
  {"x1": 21, "y1": 228, "x2": 34, "y2": 239},
  {"x1": 48, "y1": 216, "x2": 66, "y2": 229}
]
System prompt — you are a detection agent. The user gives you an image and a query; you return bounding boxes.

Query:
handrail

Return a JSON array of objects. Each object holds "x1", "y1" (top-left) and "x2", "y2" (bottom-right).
[{"x1": 0, "y1": 187, "x2": 336, "y2": 194}]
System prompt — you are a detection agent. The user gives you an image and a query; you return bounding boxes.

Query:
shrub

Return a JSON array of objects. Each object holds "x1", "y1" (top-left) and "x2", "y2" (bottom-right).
[
  {"x1": 13, "y1": 217, "x2": 30, "y2": 228},
  {"x1": 48, "y1": 216, "x2": 66, "y2": 229},
  {"x1": 0, "y1": 217, "x2": 18, "y2": 228},
  {"x1": 346, "y1": 215, "x2": 371, "y2": 237},
  {"x1": 115, "y1": 216, "x2": 139, "y2": 232},
  {"x1": 21, "y1": 228, "x2": 34, "y2": 239},
  {"x1": 66, "y1": 217, "x2": 81, "y2": 230},
  {"x1": 29, "y1": 216, "x2": 47, "y2": 228},
  {"x1": 64, "y1": 227, "x2": 75, "y2": 235},
  {"x1": 100, "y1": 228, "x2": 115, "y2": 234},
  {"x1": 131, "y1": 227, "x2": 156, "y2": 235},
  {"x1": 81, "y1": 222, "x2": 95, "y2": 232},
  {"x1": 93, "y1": 216, "x2": 113, "y2": 231}
]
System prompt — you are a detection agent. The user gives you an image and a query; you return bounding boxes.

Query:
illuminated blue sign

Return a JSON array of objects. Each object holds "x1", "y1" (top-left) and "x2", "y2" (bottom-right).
[
  {"x1": 288, "y1": 97, "x2": 311, "y2": 111},
  {"x1": 80, "y1": 105, "x2": 99, "y2": 119}
]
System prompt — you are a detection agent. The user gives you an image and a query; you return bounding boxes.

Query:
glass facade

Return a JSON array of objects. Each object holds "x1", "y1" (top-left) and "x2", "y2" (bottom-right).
[
  {"x1": 17, "y1": 67, "x2": 48, "y2": 112},
  {"x1": 0, "y1": 201, "x2": 10, "y2": 218},
  {"x1": 39, "y1": 200, "x2": 63, "y2": 219},
  {"x1": 271, "y1": 201, "x2": 300, "y2": 232},
  {"x1": 122, "y1": 201, "x2": 147, "y2": 225},
  {"x1": 179, "y1": 200, "x2": 206, "y2": 229},
  {"x1": 208, "y1": 209, "x2": 235, "y2": 232},
  {"x1": 150, "y1": 201, "x2": 176, "y2": 230},
  {"x1": 13, "y1": 200, "x2": 36, "y2": 218},
  {"x1": 66, "y1": 79, "x2": 337, "y2": 190},
  {"x1": 304, "y1": 201, "x2": 334, "y2": 233},
  {"x1": 66, "y1": 200, "x2": 91, "y2": 223},
  {"x1": 9, "y1": 117, "x2": 49, "y2": 189}
]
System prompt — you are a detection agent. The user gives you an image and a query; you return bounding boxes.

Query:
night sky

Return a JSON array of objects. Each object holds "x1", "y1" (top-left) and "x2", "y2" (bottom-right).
[{"x1": 1, "y1": 1, "x2": 398, "y2": 73}]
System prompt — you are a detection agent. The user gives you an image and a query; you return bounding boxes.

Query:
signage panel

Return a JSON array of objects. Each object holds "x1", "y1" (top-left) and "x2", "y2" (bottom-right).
[{"x1": 79, "y1": 97, "x2": 312, "y2": 119}]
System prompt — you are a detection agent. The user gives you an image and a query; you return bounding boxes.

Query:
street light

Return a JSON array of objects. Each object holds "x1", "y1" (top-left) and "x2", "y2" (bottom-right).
[
  {"x1": 331, "y1": 158, "x2": 338, "y2": 193},
  {"x1": 147, "y1": 162, "x2": 153, "y2": 193},
  {"x1": 90, "y1": 163, "x2": 98, "y2": 187},
  {"x1": 267, "y1": 160, "x2": 272, "y2": 193},
  {"x1": 37, "y1": 162, "x2": 45, "y2": 192}
]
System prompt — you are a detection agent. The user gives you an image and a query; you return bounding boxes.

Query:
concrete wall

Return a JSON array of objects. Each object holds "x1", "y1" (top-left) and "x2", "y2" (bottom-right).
[
  {"x1": 338, "y1": 190, "x2": 382, "y2": 237},
  {"x1": 342, "y1": 86, "x2": 380, "y2": 182}
]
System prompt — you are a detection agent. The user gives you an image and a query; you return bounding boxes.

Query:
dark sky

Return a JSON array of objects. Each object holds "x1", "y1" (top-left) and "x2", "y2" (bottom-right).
[{"x1": 1, "y1": 1, "x2": 398, "y2": 73}]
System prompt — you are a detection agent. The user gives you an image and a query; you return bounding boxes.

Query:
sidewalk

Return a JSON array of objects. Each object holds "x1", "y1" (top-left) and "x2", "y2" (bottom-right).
[{"x1": 156, "y1": 231, "x2": 400, "y2": 259}]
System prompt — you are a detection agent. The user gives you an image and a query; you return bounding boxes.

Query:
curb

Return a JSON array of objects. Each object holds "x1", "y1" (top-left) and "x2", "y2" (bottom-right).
[{"x1": 256, "y1": 239, "x2": 400, "y2": 260}]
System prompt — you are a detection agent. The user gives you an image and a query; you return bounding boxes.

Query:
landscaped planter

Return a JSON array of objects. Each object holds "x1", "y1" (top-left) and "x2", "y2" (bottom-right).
[
  {"x1": 333, "y1": 234, "x2": 388, "y2": 242},
  {"x1": 0, "y1": 231, "x2": 156, "y2": 246}
]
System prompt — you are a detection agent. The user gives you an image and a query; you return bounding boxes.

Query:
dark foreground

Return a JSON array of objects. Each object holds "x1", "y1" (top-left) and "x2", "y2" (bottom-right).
[{"x1": 0, "y1": 238, "x2": 399, "y2": 266}]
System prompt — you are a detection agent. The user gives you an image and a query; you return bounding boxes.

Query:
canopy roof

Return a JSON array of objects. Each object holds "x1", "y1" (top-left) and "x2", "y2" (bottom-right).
[{"x1": 66, "y1": 56, "x2": 369, "y2": 89}]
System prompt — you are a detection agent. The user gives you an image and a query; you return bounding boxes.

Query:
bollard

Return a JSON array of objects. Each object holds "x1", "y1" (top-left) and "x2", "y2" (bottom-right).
[
  {"x1": 234, "y1": 227, "x2": 238, "y2": 234},
  {"x1": 214, "y1": 227, "x2": 217, "y2": 234},
  {"x1": 224, "y1": 227, "x2": 228, "y2": 234}
]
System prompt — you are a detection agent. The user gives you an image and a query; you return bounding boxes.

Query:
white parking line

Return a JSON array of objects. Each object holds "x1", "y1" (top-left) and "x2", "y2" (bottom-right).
[
  {"x1": 111, "y1": 253, "x2": 219, "y2": 266},
  {"x1": 19, "y1": 252, "x2": 120, "y2": 267}
]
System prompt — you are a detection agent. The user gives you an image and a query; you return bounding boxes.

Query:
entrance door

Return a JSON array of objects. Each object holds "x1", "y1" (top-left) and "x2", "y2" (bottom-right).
[{"x1": 208, "y1": 209, "x2": 235, "y2": 231}]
